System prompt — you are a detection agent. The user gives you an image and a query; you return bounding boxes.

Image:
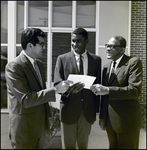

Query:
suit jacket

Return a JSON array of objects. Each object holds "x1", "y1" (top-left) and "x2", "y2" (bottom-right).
[
  {"x1": 54, "y1": 51, "x2": 101, "y2": 124},
  {"x1": 99, "y1": 54, "x2": 143, "y2": 133},
  {"x1": 5, "y1": 51, "x2": 56, "y2": 142}
]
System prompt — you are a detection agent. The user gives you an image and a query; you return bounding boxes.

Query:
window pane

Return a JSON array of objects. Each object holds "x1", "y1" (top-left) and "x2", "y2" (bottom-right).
[
  {"x1": 52, "y1": 33, "x2": 71, "y2": 81},
  {"x1": 16, "y1": 46, "x2": 22, "y2": 56},
  {"x1": 28, "y1": 1, "x2": 48, "y2": 27},
  {"x1": 39, "y1": 33, "x2": 47, "y2": 81},
  {"x1": 17, "y1": 1, "x2": 24, "y2": 44},
  {"x1": 99, "y1": 48, "x2": 110, "y2": 68},
  {"x1": 86, "y1": 32, "x2": 95, "y2": 54},
  {"x1": 52, "y1": 32, "x2": 95, "y2": 81},
  {"x1": 76, "y1": 1, "x2": 96, "y2": 28},
  {"x1": 53, "y1": 1, "x2": 72, "y2": 27},
  {"x1": 1, "y1": 47, "x2": 8, "y2": 108},
  {"x1": 1, "y1": 1, "x2": 8, "y2": 43},
  {"x1": 99, "y1": 1, "x2": 129, "y2": 45}
]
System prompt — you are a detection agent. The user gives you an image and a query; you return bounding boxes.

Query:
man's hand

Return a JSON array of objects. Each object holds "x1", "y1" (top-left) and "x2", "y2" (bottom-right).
[
  {"x1": 90, "y1": 84, "x2": 109, "y2": 95},
  {"x1": 54, "y1": 81, "x2": 85, "y2": 94},
  {"x1": 67, "y1": 82, "x2": 85, "y2": 94},
  {"x1": 54, "y1": 80, "x2": 73, "y2": 94},
  {"x1": 62, "y1": 82, "x2": 85, "y2": 98}
]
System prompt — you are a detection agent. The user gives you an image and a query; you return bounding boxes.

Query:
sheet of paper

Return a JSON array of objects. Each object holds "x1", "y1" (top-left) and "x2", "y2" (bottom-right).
[{"x1": 67, "y1": 74, "x2": 96, "y2": 89}]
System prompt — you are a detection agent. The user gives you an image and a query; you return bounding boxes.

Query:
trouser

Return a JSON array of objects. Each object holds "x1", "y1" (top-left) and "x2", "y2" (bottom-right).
[
  {"x1": 106, "y1": 116, "x2": 140, "y2": 149},
  {"x1": 10, "y1": 111, "x2": 46, "y2": 149},
  {"x1": 11, "y1": 130, "x2": 46, "y2": 149},
  {"x1": 62, "y1": 111, "x2": 92, "y2": 149}
]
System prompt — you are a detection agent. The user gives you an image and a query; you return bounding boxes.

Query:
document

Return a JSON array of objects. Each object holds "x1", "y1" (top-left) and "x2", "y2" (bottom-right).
[{"x1": 67, "y1": 74, "x2": 96, "y2": 89}]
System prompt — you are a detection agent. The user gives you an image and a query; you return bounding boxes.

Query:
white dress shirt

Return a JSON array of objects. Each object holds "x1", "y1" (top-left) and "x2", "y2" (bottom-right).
[
  {"x1": 109, "y1": 54, "x2": 124, "y2": 78},
  {"x1": 73, "y1": 50, "x2": 88, "y2": 75}
]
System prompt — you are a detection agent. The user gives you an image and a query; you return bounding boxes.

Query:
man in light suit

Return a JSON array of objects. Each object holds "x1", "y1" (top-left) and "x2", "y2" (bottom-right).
[
  {"x1": 90, "y1": 36, "x2": 143, "y2": 149},
  {"x1": 5, "y1": 28, "x2": 83, "y2": 149},
  {"x1": 54, "y1": 28, "x2": 101, "y2": 149}
]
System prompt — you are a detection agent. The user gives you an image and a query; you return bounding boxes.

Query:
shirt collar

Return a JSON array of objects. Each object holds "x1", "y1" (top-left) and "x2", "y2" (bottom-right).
[
  {"x1": 115, "y1": 54, "x2": 124, "y2": 65},
  {"x1": 73, "y1": 50, "x2": 87, "y2": 58}
]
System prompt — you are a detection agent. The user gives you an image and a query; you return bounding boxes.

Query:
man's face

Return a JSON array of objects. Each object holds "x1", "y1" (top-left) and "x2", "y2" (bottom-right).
[
  {"x1": 31, "y1": 36, "x2": 45, "y2": 59},
  {"x1": 71, "y1": 34, "x2": 88, "y2": 55},
  {"x1": 106, "y1": 38, "x2": 125, "y2": 61}
]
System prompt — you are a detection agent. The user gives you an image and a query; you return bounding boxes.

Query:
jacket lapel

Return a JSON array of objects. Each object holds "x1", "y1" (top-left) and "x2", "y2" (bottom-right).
[
  {"x1": 106, "y1": 62, "x2": 112, "y2": 85},
  {"x1": 69, "y1": 51, "x2": 79, "y2": 74},
  {"x1": 35, "y1": 60, "x2": 44, "y2": 88},
  {"x1": 108, "y1": 54, "x2": 128, "y2": 85},
  {"x1": 20, "y1": 51, "x2": 44, "y2": 88},
  {"x1": 87, "y1": 52, "x2": 93, "y2": 75}
]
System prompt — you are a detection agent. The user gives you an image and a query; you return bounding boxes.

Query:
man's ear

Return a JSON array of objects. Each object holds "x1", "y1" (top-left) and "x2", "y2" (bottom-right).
[
  {"x1": 26, "y1": 43, "x2": 33, "y2": 49},
  {"x1": 86, "y1": 39, "x2": 89, "y2": 44},
  {"x1": 122, "y1": 47, "x2": 125, "y2": 54}
]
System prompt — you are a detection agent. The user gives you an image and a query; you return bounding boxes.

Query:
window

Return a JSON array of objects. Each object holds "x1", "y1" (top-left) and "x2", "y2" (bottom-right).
[
  {"x1": 53, "y1": 1, "x2": 72, "y2": 27},
  {"x1": 28, "y1": 1, "x2": 48, "y2": 27},
  {"x1": 76, "y1": 1, "x2": 96, "y2": 28},
  {"x1": 16, "y1": 1, "x2": 24, "y2": 44}
]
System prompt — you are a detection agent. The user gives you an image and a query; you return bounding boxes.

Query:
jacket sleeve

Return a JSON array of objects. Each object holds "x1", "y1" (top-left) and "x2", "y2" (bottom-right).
[
  {"x1": 54, "y1": 56, "x2": 64, "y2": 86},
  {"x1": 5, "y1": 61, "x2": 56, "y2": 109}
]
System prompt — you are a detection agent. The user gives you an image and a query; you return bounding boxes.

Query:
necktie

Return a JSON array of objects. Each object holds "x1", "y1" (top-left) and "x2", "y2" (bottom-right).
[
  {"x1": 34, "y1": 59, "x2": 43, "y2": 87},
  {"x1": 109, "y1": 61, "x2": 116, "y2": 83},
  {"x1": 79, "y1": 55, "x2": 84, "y2": 75}
]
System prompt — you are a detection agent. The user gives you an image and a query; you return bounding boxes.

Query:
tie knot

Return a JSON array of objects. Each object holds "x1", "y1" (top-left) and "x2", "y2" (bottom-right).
[
  {"x1": 34, "y1": 59, "x2": 37, "y2": 63},
  {"x1": 34, "y1": 59, "x2": 38, "y2": 66}
]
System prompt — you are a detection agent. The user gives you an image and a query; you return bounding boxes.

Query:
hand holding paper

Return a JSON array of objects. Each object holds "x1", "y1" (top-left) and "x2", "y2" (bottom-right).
[
  {"x1": 62, "y1": 82, "x2": 85, "y2": 97},
  {"x1": 90, "y1": 84, "x2": 109, "y2": 95}
]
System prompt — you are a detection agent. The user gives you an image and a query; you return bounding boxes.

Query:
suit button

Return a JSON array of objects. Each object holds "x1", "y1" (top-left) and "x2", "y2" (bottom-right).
[{"x1": 81, "y1": 99, "x2": 83, "y2": 101}]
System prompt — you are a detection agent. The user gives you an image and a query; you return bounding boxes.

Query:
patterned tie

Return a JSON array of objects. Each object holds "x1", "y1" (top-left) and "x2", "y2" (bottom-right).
[
  {"x1": 109, "y1": 61, "x2": 116, "y2": 83},
  {"x1": 79, "y1": 55, "x2": 84, "y2": 75},
  {"x1": 34, "y1": 59, "x2": 43, "y2": 87}
]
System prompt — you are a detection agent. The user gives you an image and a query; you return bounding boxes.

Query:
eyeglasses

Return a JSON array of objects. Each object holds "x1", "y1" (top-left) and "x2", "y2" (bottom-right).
[
  {"x1": 105, "y1": 44, "x2": 123, "y2": 49},
  {"x1": 37, "y1": 42, "x2": 45, "y2": 47}
]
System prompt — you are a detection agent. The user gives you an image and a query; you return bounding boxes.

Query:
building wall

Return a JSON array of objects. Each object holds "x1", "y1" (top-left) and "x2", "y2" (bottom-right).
[{"x1": 131, "y1": 1, "x2": 146, "y2": 129}]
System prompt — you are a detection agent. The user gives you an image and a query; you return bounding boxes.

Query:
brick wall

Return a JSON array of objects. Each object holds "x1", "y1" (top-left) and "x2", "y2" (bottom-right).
[{"x1": 130, "y1": 1, "x2": 146, "y2": 129}]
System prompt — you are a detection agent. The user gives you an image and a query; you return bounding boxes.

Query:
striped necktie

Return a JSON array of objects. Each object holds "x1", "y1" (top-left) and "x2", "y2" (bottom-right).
[{"x1": 34, "y1": 59, "x2": 43, "y2": 87}]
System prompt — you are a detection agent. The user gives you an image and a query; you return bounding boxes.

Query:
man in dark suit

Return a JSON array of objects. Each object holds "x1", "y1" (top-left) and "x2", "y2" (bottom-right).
[
  {"x1": 5, "y1": 28, "x2": 83, "y2": 149},
  {"x1": 54, "y1": 28, "x2": 101, "y2": 149},
  {"x1": 90, "y1": 36, "x2": 143, "y2": 149}
]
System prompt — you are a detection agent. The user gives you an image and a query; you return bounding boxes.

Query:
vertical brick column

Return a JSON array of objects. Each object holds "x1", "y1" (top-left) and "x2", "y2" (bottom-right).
[{"x1": 131, "y1": 1, "x2": 146, "y2": 129}]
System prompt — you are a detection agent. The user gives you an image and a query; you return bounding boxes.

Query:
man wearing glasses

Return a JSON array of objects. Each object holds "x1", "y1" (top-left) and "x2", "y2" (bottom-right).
[
  {"x1": 5, "y1": 28, "x2": 83, "y2": 149},
  {"x1": 90, "y1": 36, "x2": 143, "y2": 149}
]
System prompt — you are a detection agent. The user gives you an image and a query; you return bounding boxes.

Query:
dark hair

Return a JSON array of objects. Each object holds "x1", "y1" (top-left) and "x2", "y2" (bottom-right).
[
  {"x1": 21, "y1": 28, "x2": 45, "y2": 50},
  {"x1": 114, "y1": 36, "x2": 126, "y2": 48},
  {"x1": 72, "y1": 28, "x2": 88, "y2": 40}
]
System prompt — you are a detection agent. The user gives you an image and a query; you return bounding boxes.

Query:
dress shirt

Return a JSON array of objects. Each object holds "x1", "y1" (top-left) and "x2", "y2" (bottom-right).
[
  {"x1": 110, "y1": 54, "x2": 124, "y2": 72},
  {"x1": 73, "y1": 50, "x2": 88, "y2": 75}
]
